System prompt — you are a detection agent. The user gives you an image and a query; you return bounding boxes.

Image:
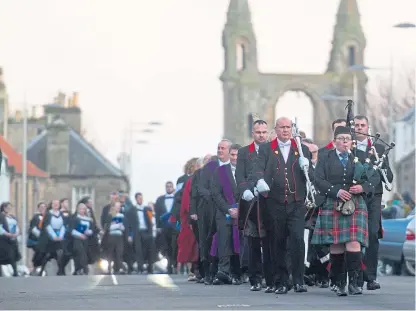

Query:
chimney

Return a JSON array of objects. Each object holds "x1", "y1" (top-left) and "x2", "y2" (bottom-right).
[
  {"x1": 15, "y1": 110, "x2": 22, "y2": 122},
  {"x1": 46, "y1": 120, "x2": 70, "y2": 175},
  {"x1": 31, "y1": 106, "x2": 37, "y2": 119},
  {"x1": 72, "y1": 92, "x2": 79, "y2": 107},
  {"x1": 67, "y1": 96, "x2": 73, "y2": 108}
]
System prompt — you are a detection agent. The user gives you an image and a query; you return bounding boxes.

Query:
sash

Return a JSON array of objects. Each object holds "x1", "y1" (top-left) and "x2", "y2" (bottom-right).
[{"x1": 210, "y1": 166, "x2": 240, "y2": 255}]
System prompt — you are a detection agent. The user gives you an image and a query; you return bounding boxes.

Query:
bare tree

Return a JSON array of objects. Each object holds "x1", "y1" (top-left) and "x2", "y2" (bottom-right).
[{"x1": 367, "y1": 66, "x2": 415, "y2": 140}]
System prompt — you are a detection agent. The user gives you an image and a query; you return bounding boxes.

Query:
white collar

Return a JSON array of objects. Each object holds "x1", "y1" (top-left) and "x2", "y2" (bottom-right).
[{"x1": 219, "y1": 159, "x2": 230, "y2": 166}]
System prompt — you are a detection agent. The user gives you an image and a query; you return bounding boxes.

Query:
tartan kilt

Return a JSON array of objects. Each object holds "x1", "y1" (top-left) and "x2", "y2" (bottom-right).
[{"x1": 311, "y1": 195, "x2": 369, "y2": 247}]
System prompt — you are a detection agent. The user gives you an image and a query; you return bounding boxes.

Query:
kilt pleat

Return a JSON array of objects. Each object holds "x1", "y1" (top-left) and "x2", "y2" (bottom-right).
[{"x1": 311, "y1": 196, "x2": 369, "y2": 247}]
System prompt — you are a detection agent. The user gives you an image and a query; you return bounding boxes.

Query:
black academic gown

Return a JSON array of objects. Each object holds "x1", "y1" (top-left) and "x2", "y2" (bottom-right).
[
  {"x1": 86, "y1": 207, "x2": 101, "y2": 265},
  {"x1": 0, "y1": 214, "x2": 21, "y2": 265},
  {"x1": 197, "y1": 159, "x2": 220, "y2": 261}
]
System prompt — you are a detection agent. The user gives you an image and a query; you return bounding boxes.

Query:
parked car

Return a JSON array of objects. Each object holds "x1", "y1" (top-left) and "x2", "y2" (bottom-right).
[
  {"x1": 402, "y1": 217, "x2": 415, "y2": 275},
  {"x1": 379, "y1": 209, "x2": 415, "y2": 276}
]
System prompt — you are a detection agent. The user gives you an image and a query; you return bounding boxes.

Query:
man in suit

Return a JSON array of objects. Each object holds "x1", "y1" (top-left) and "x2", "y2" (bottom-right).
[
  {"x1": 250, "y1": 116, "x2": 314, "y2": 294},
  {"x1": 318, "y1": 119, "x2": 347, "y2": 160},
  {"x1": 235, "y1": 119, "x2": 274, "y2": 292},
  {"x1": 189, "y1": 154, "x2": 212, "y2": 282},
  {"x1": 211, "y1": 144, "x2": 242, "y2": 285},
  {"x1": 354, "y1": 115, "x2": 393, "y2": 290},
  {"x1": 125, "y1": 192, "x2": 156, "y2": 274},
  {"x1": 197, "y1": 140, "x2": 231, "y2": 284},
  {"x1": 154, "y1": 181, "x2": 177, "y2": 274}
]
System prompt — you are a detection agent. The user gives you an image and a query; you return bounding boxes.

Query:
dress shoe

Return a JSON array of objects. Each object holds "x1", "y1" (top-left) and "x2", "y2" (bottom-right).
[
  {"x1": 336, "y1": 284, "x2": 347, "y2": 297},
  {"x1": 232, "y1": 277, "x2": 242, "y2": 285},
  {"x1": 212, "y1": 277, "x2": 223, "y2": 285},
  {"x1": 250, "y1": 283, "x2": 262, "y2": 291},
  {"x1": 264, "y1": 286, "x2": 275, "y2": 293},
  {"x1": 294, "y1": 284, "x2": 308, "y2": 293},
  {"x1": 320, "y1": 281, "x2": 329, "y2": 288},
  {"x1": 366, "y1": 280, "x2": 380, "y2": 290},
  {"x1": 275, "y1": 286, "x2": 288, "y2": 294},
  {"x1": 204, "y1": 276, "x2": 213, "y2": 285}
]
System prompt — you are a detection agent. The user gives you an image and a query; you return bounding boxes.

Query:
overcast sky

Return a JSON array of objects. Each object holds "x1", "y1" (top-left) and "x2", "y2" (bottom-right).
[{"x1": 0, "y1": 0, "x2": 415, "y2": 201}]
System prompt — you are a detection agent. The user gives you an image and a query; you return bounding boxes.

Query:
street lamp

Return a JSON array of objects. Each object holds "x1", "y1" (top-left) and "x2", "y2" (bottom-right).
[{"x1": 21, "y1": 95, "x2": 28, "y2": 267}]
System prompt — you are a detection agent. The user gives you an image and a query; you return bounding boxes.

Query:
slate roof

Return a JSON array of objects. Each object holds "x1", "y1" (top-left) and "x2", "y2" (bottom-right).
[
  {"x1": 0, "y1": 135, "x2": 49, "y2": 178},
  {"x1": 27, "y1": 126, "x2": 125, "y2": 177}
]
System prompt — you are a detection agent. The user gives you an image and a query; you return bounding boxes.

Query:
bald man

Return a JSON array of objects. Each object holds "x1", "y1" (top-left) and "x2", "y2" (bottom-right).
[{"x1": 251, "y1": 117, "x2": 314, "y2": 294}]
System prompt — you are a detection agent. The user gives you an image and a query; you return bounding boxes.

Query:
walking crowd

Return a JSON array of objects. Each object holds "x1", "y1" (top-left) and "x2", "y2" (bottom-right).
[{"x1": 0, "y1": 112, "x2": 394, "y2": 298}]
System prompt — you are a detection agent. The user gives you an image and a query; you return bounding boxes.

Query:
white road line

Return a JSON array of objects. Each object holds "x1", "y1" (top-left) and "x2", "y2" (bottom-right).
[
  {"x1": 111, "y1": 274, "x2": 118, "y2": 285},
  {"x1": 147, "y1": 274, "x2": 179, "y2": 291},
  {"x1": 90, "y1": 275, "x2": 105, "y2": 289}
]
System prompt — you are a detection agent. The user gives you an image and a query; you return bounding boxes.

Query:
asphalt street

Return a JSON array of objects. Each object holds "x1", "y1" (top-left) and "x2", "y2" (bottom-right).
[{"x1": 0, "y1": 274, "x2": 414, "y2": 310}]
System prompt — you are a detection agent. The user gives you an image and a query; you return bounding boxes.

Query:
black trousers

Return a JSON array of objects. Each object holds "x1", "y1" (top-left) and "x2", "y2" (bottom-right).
[
  {"x1": 362, "y1": 194, "x2": 382, "y2": 282},
  {"x1": 247, "y1": 236, "x2": 274, "y2": 286},
  {"x1": 72, "y1": 238, "x2": 89, "y2": 273},
  {"x1": 107, "y1": 235, "x2": 124, "y2": 272},
  {"x1": 161, "y1": 228, "x2": 178, "y2": 272},
  {"x1": 265, "y1": 199, "x2": 306, "y2": 286}
]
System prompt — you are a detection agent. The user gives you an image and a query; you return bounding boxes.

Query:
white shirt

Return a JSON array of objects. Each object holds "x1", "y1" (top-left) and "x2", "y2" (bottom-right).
[
  {"x1": 356, "y1": 139, "x2": 368, "y2": 152},
  {"x1": 277, "y1": 139, "x2": 291, "y2": 163},
  {"x1": 136, "y1": 205, "x2": 147, "y2": 230},
  {"x1": 219, "y1": 159, "x2": 230, "y2": 166},
  {"x1": 230, "y1": 164, "x2": 236, "y2": 181},
  {"x1": 254, "y1": 142, "x2": 259, "y2": 154},
  {"x1": 164, "y1": 194, "x2": 175, "y2": 213}
]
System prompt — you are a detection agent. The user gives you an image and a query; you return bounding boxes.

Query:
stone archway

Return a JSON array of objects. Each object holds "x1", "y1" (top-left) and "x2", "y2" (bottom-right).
[{"x1": 264, "y1": 80, "x2": 334, "y2": 147}]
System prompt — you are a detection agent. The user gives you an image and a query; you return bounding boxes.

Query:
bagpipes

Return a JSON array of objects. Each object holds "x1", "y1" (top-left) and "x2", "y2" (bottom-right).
[
  {"x1": 345, "y1": 100, "x2": 395, "y2": 191},
  {"x1": 367, "y1": 128, "x2": 395, "y2": 191},
  {"x1": 336, "y1": 100, "x2": 395, "y2": 215},
  {"x1": 291, "y1": 120, "x2": 317, "y2": 210}
]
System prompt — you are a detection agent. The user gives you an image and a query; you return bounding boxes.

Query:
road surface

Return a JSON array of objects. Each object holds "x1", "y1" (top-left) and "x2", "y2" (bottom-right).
[{"x1": 0, "y1": 275, "x2": 414, "y2": 310}]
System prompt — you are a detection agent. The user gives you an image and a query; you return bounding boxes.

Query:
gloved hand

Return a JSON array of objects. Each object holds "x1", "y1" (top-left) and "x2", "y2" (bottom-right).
[
  {"x1": 256, "y1": 179, "x2": 270, "y2": 193},
  {"x1": 299, "y1": 156, "x2": 309, "y2": 170},
  {"x1": 253, "y1": 187, "x2": 259, "y2": 197},
  {"x1": 242, "y1": 189, "x2": 255, "y2": 201}
]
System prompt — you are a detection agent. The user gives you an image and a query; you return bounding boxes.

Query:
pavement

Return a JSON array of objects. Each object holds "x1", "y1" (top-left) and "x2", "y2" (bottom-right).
[{"x1": 0, "y1": 274, "x2": 414, "y2": 310}]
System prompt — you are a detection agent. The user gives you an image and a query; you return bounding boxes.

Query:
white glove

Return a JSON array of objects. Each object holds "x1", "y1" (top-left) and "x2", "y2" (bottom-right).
[
  {"x1": 253, "y1": 187, "x2": 259, "y2": 197},
  {"x1": 242, "y1": 189, "x2": 255, "y2": 201},
  {"x1": 299, "y1": 156, "x2": 309, "y2": 170},
  {"x1": 256, "y1": 179, "x2": 270, "y2": 193},
  {"x1": 85, "y1": 229, "x2": 93, "y2": 236}
]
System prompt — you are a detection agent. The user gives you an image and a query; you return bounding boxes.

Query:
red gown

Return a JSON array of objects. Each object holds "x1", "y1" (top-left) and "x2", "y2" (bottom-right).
[{"x1": 177, "y1": 178, "x2": 199, "y2": 263}]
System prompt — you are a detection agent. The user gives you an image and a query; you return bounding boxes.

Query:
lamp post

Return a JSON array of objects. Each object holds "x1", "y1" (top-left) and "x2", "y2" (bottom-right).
[{"x1": 21, "y1": 95, "x2": 28, "y2": 267}]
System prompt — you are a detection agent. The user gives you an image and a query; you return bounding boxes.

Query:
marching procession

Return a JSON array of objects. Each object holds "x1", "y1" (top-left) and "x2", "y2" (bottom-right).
[{"x1": 0, "y1": 101, "x2": 395, "y2": 300}]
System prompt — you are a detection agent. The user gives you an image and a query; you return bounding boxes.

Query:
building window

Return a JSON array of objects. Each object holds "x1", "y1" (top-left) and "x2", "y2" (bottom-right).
[
  {"x1": 236, "y1": 43, "x2": 246, "y2": 71},
  {"x1": 348, "y1": 46, "x2": 356, "y2": 66},
  {"x1": 248, "y1": 113, "x2": 254, "y2": 137},
  {"x1": 71, "y1": 186, "x2": 95, "y2": 213}
]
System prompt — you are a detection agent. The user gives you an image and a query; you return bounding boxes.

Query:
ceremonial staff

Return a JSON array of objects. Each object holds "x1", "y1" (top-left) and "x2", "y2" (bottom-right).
[{"x1": 291, "y1": 119, "x2": 316, "y2": 209}]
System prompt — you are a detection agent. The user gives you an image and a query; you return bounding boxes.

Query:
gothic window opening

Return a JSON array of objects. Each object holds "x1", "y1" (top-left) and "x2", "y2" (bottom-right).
[
  {"x1": 236, "y1": 43, "x2": 246, "y2": 71},
  {"x1": 248, "y1": 113, "x2": 254, "y2": 137},
  {"x1": 348, "y1": 46, "x2": 356, "y2": 67}
]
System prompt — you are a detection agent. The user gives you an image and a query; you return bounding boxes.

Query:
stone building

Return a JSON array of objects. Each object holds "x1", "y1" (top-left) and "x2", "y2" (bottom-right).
[
  {"x1": 2, "y1": 90, "x2": 129, "y2": 216},
  {"x1": 221, "y1": 0, "x2": 368, "y2": 146},
  {"x1": 0, "y1": 135, "x2": 50, "y2": 229},
  {"x1": 25, "y1": 95, "x2": 129, "y2": 214}
]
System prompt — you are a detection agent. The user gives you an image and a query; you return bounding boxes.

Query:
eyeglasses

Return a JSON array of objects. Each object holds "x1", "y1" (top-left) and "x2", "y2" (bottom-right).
[{"x1": 336, "y1": 137, "x2": 352, "y2": 142}]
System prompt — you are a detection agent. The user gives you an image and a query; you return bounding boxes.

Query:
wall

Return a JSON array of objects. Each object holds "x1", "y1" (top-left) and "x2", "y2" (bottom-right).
[
  {"x1": 46, "y1": 123, "x2": 70, "y2": 175},
  {"x1": 7, "y1": 123, "x2": 42, "y2": 153},
  {"x1": 0, "y1": 156, "x2": 10, "y2": 202},
  {"x1": 396, "y1": 151, "x2": 415, "y2": 199}
]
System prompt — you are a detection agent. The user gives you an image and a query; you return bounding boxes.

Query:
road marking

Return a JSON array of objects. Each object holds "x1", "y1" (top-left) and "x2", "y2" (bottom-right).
[
  {"x1": 90, "y1": 275, "x2": 105, "y2": 288},
  {"x1": 111, "y1": 274, "x2": 118, "y2": 285},
  {"x1": 147, "y1": 274, "x2": 178, "y2": 291},
  {"x1": 217, "y1": 304, "x2": 251, "y2": 308}
]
